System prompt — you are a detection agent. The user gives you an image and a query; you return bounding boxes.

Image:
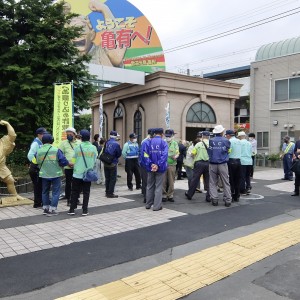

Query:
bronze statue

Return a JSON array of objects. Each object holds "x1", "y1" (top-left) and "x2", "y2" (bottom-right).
[{"x1": 0, "y1": 120, "x2": 24, "y2": 200}]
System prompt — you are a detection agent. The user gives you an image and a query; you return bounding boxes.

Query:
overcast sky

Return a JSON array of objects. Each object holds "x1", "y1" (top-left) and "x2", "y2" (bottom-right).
[{"x1": 128, "y1": 0, "x2": 300, "y2": 76}]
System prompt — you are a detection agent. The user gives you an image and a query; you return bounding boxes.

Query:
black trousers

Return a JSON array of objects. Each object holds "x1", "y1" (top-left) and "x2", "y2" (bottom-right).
[
  {"x1": 176, "y1": 160, "x2": 184, "y2": 179},
  {"x1": 140, "y1": 165, "x2": 148, "y2": 196},
  {"x1": 240, "y1": 165, "x2": 251, "y2": 193},
  {"x1": 125, "y1": 158, "x2": 141, "y2": 189},
  {"x1": 249, "y1": 155, "x2": 255, "y2": 177},
  {"x1": 228, "y1": 159, "x2": 241, "y2": 200},
  {"x1": 64, "y1": 168, "x2": 74, "y2": 200},
  {"x1": 187, "y1": 160, "x2": 209, "y2": 199},
  {"x1": 29, "y1": 167, "x2": 42, "y2": 206},
  {"x1": 294, "y1": 173, "x2": 300, "y2": 193},
  {"x1": 104, "y1": 165, "x2": 117, "y2": 195},
  {"x1": 70, "y1": 177, "x2": 91, "y2": 212}
]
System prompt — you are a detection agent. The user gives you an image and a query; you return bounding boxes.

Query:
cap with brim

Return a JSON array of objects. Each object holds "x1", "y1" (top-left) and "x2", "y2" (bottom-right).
[
  {"x1": 225, "y1": 130, "x2": 235, "y2": 136},
  {"x1": 165, "y1": 129, "x2": 174, "y2": 137},
  {"x1": 110, "y1": 130, "x2": 120, "y2": 137},
  {"x1": 36, "y1": 127, "x2": 47, "y2": 135},
  {"x1": 129, "y1": 133, "x2": 137, "y2": 139},
  {"x1": 65, "y1": 127, "x2": 77, "y2": 135},
  {"x1": 202, "y1": 131, "x2": 210, "y2": 136},
  {"x1": 154, "y1": 128, "x2": 164, "y2": 134},
  {"x1": 42, "y1": 133, "x2": 53, "y2": 144},
  {"x1": 80, "y1": 129, "x2": 90, "y2": 140},
  {"x1": 237, "y1": 131, "x2": 246, "y2": 137}
]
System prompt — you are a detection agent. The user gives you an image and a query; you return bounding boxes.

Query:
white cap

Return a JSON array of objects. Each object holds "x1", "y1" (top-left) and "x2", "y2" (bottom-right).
[
  {"x1": 212, "y1": 125, "x2": 225, "y2": 134},
  {"x1": 237, "y1": 131, "x2": 246, "y2": 137},
  {"x1": 65, "y1": 127, "x2": 77, "y2": 135}
]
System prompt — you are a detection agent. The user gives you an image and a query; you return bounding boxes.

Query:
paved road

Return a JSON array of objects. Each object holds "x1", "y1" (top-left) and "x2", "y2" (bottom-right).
[{"x1": 0, "y1": 166, "x2": 299, "y2": 300}]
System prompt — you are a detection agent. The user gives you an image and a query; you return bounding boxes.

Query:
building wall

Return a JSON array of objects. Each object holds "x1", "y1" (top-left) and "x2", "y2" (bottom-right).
[
  {"x1": 251, "y1": 53, "x2": 300, "y2": 154},
  {"x1": 91, "y1": 72, "x2": 241, "y2": 146}
]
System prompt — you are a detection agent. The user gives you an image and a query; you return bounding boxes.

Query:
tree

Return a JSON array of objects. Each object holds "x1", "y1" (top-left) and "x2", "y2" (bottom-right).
[
  {"x1": 0, "y1": 0, "x2": 95, "y2": 147},
  {"x1": 74, "y1": 114, "x2": 92, "y2": 133}
]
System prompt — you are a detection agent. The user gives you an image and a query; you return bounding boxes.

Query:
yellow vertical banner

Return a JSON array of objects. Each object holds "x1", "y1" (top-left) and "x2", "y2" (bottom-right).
[{"x1": 52, "y1": 83, "x2": 73, "y2": 147}]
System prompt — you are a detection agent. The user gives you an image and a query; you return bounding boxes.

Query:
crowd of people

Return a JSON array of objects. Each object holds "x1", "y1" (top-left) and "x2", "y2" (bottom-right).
[{"x1": 27, "y1": 124, "x2": 300, "y2": 215}]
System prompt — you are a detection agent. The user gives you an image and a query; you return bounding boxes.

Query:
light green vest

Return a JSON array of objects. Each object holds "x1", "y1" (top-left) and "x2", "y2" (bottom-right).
[
  {"x1": 167, "y1": 140, "x2": 179, "y2": 165},
  {"x1": 72, "y1": 142, "x2": 98, "y2": 179},
  {"x1": 37, "y1": 144, "x2": 63, "y2": 178}
]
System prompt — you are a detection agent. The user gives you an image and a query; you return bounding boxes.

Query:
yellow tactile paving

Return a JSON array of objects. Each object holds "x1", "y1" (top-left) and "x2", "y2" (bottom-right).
[{"x1": 57, "y1": 219, "x2": 300, "y2": 300}]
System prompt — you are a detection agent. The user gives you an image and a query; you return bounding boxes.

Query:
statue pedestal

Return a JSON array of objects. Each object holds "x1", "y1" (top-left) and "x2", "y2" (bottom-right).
[{"x1": 0, "y1": 196, "x2": 32, "y2": 207}]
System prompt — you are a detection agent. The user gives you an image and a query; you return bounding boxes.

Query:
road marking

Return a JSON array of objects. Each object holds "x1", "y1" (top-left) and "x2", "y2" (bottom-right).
[
  {"x1": 240, "y1": 193, "x2": 264, "y2": 200},
  {"x1": 57, "y1": 219, "x2": 300, "y2": 300},
  {"x1": 0, "y1": 208, "x2": 186, "y2": 259}
]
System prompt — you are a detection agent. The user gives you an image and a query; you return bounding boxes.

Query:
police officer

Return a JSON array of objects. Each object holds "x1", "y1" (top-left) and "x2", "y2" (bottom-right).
[
  {"x1": 225, "y1": 130, "x2": 241, "y2": 202},
  {"x1": 280, "y1": 136, "x2": 295, "y2": 181},
  {"x1": 162, "y1": 129, "x2": 179, "y2": 202},
  {"x1": 122, "y1": 133, "x2": 141, "y2": 191},
  {"x1": 103, "y1": 130, "x2": 122, "y2": 198},
  {"x1": 144, "y1": 128, "x2": 168, "y2": 211},
  {"x1": 185, "y1": 131, "x2": 210, "y2": 201},
  {"x1": 27, "y1": 127, "x2": 47, "y2": 208},
  {"x1": 208, "y1": 125, "x2": 231, "y2": 207}
]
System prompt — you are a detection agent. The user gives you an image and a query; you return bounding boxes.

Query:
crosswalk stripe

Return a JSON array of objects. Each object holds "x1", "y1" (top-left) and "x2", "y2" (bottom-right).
[{"x1": 56, "y1": 219, "x2": 300, "y2": 300}]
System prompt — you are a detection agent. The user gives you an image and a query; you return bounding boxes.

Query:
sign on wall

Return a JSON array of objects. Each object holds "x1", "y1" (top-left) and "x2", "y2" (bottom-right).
[{"x1": 65, "y1": 0, "x2": 165, "y2": 73}]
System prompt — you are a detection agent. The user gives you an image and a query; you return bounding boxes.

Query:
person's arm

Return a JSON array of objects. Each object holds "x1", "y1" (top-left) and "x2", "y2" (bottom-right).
[
  {"x1": 0, "y1": 120, "x2": 16, "y2": 143},
  {"x1": 122, "y1": 143, "x2": 128, "y2": 159},
  {"x1": 57, "y1": 149, "x2": 72, "y2": 167},
  {"x1": 27, "y1": 141, "x2": 39, "y2": 161}
]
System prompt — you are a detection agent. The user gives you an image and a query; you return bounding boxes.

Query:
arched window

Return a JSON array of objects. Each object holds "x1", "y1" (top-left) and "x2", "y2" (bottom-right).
[
  {"x1": 134, "y1": 110, "x2": 142, "y2": 144},
  {"x1": 186, "y1": 102, "x2": 216, "y2": 123},
  {"x1": 114, "y1": 106, "x2": 123, "y2": 119}
]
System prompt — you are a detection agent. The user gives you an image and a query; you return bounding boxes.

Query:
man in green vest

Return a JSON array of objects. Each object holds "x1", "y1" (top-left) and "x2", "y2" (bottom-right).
[
  {"x1": 59, "y1": 127, "x2": 81, "y2": 206},
  {"x1": 162, "y1": 129, "x2": 179, "y2": 202},
  {"x1": 68, "y1": 130, "x2": 98, "y2": 216},
  {"x1": 280, "y1": 135, "x2": 295, "y2": 181},
  {"x1": 33, "y1": 134, "x2": 71, "y2": 216}
]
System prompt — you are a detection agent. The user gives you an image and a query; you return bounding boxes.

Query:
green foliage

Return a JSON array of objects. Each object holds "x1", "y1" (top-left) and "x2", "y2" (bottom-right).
[
  {"x1": 0, "y1": 0, "x2": 95, "y2": 147},
  {"x1": 6, "y1": 147, "x2": 28, "y2": 167},
  {"x1": 74, "y1": 114, "x2": 92, "y2": 132},
  {"x1": 267, "y1": 153, "x2": 281, "y2": 162}
]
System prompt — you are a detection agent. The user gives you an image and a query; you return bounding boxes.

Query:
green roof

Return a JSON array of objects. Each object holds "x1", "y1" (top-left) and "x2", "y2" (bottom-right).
[{"x1": 255, "y1": 36, "x2": 300, "y2": 61}]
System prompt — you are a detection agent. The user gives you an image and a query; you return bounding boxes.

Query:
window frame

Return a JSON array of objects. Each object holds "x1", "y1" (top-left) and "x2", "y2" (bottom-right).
[
  {"x1": 186, "y1": 102, "x2": 216, "y2": 124},
  {"x1": 257, "y1": 131, "x2": 269, "y2": 148},
  {"x1": 274, "y1": 77, "x2": 300, "y2": 103}
]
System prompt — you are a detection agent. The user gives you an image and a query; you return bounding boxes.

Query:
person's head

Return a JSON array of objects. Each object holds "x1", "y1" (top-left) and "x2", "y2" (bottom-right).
[
  {"x1": 42, "y1": 133, "x2": 54, "y2": 145},
  {"x1": 76, "y1": 134, "x2": 82, "y2": 141},
  {"x1": 237, "y1": 131, "x2": 246, "y2": 140},
  {"x1": 165, "y1": 129, "x2": 175, "y2": 142},
  {"x1": 69, "y1": 15, "x2": 94, "y2": 56},
  {"x1": 93, "y1": 134, "x2": 100, "y2": 142},
  {"x1": 225, "y1": 129, "x2": 235, "y2": 140},
  {"x1": 110, "y1": 130, "x2": 120, "y2": 140},
  {"x1": 153, "y1": 128, "x2": 164, "y2": 136},
  {"x1": 147, "y1": 128, "x2": 154, "y2": 138},
  {"x1": 80, "y1": 129, "x2": 90, "y2": 142},
  {"x1": 36, "y1": 127, "x2": 47, "y2": 140},
  {"x1": 248, "y1": 133, "x2": 255, "y2": 141},
  {"x1": 202, "y1": 131, "x2": 210, "y2": 139},
  {"x1": 99, "y1": 138, "x2": 106, "y2": 145},
  {"x1": 212, "y1": 125, "x2": 225, "y2": 136},
  {"x1": 283, "y1": 135, "x2": 290, "y2": 143},
  {"x1": 129, "y1": 133, "x2": 137, "y2": 143},
  {"x1": 65, "y1": 127, "x2": 77, "y2": 142}
]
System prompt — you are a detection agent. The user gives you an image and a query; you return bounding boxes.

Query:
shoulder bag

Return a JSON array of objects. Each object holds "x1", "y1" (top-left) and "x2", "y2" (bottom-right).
[
  {"x1": 99, "y1": 142, "x2": 114, "y2": 165},
  {"x1": 80, "y1": 145, "x2": 99, "y2": 182}
]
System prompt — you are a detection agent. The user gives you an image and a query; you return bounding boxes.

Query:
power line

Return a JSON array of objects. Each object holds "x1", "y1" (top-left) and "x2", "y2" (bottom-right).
[
  {"x1": 163, "y1": 0, "x2": 297, "y2": 46},
  {"x1": 169, "y1": 46, "x2": 259, "y2": 70},
  {"x1": 164, "y1": 7, "x2": 300, "y2": 54}
]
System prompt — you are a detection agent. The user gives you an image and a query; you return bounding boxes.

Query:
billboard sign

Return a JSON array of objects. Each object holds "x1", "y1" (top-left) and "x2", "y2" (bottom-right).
[{"x1": 65, "y1": 0, "x2": 166, "y2": 73}]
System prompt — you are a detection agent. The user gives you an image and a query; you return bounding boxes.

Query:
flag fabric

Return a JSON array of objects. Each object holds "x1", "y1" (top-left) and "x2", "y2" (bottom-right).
[
  {"x1": 53, "y1": 83, "x2": 73, "y2": 146},
  {"x1": 165, "y1": 102, "x2": 170, "y2": 129},
  {"x1": 99, "y1": 94, "x2": 103, "y2": 138}
]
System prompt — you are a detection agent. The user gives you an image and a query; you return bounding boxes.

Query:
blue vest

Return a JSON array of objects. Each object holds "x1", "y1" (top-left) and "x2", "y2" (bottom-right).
[{"x1": 208, "y1": 136, "x2": 231, "y2": 164}]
